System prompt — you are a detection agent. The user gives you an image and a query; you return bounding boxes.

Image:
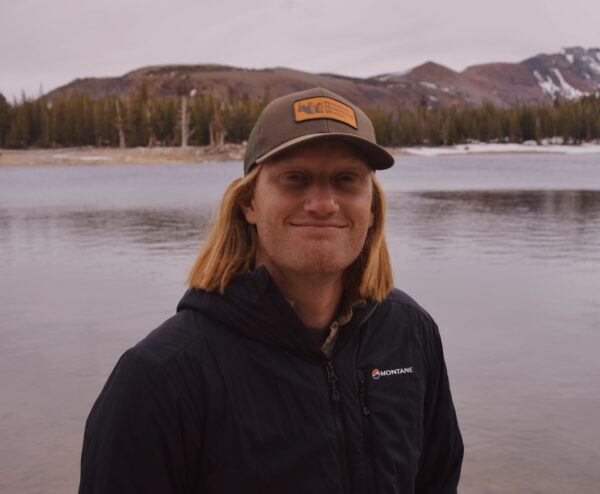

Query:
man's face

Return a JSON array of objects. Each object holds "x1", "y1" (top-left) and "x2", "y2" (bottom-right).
[{"x1": 242, "y1": 139, "x2": 374, "y2": 279}]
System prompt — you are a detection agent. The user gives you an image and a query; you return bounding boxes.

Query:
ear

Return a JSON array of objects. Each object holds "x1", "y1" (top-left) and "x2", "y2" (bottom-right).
[{"x1": 240, "y1": 195, "x2": 257, "y2": 225}]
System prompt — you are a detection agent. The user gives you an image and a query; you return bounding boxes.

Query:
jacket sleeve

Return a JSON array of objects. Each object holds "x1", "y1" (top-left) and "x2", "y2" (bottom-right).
[
  {"x1": 414, "y1": 321, "x2": 464, "y2": 494},
  {"x1": 79, "y1": 348, "x2": 199, "y2": 494}
]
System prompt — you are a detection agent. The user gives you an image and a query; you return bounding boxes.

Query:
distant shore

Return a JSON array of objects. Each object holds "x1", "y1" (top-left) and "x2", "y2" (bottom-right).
[
  {"x1": 1, "y1": 142, "x2": 599, "y2": 166},
  {"x1": 0, "y1": 144, "x2": 249, "y2": 166}
]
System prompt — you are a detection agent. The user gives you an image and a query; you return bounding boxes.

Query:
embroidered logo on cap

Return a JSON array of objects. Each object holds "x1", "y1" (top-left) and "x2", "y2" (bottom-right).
[{"x1": 293, "y1": 97, "x2": 358, "y2": 129}]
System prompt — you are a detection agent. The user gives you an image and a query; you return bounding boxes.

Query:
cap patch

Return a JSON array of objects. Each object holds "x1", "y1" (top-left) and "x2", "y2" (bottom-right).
[{"x1": 293, "y1": 97, "x2": 358, "y2": 129}]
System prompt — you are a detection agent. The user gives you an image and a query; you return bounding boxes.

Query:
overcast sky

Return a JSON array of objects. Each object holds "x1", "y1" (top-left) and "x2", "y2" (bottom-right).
[{"x1": 1, "y1": 0, "x2": 599, "y2": 100}]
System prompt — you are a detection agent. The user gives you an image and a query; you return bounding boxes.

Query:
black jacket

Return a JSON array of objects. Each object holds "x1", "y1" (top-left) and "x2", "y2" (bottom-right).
[{"x1": 79, "y1": 266, "x2": 463, "y2": 493}]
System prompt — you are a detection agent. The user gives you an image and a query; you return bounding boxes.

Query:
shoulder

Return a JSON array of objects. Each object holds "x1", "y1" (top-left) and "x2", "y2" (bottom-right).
[
  {"x1": 369, "y1": 288, "x2": 443, "y2": 360},
  {"x1": 94, "y1": 307, "x2": 221, "y2": 422},
  {"x1": 131, "y1": 305, "x2": 217, "y2": 371},
  {"x1": 379, "y1": 287, "x2": 437, "y2": 327}
]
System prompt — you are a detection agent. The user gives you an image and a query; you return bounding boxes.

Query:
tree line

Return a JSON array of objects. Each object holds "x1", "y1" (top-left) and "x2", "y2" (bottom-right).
[
  {"x1": 1, "y1": 88, "x2": 599, "y2": 149},
  {"x1": 0, "y1": 87, "x2": 268, "y2": 149},
  {"x1": 366, "y1": 95, "x2": 600, "y2": 147}
]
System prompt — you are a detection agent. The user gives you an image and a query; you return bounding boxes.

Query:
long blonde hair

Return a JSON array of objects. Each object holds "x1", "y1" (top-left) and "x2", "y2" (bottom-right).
[{"x1": 187, "y1": 165, "x2": 393, "y2": 301}]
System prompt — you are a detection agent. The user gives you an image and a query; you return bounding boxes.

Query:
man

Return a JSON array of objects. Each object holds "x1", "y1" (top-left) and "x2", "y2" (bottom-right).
[{"x1": 79, "y1": 87, "x2": 463, "y2": 493}]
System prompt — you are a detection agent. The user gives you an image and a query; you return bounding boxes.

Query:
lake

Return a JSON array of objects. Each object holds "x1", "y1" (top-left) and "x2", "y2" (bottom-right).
[{"x1": 1, "y1": 153, "x2": 599, "y2": 493}]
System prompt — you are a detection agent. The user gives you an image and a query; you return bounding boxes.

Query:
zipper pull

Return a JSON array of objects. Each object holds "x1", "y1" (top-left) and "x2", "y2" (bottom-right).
[
  {"x1": 358, "y1": 373, "x2": 370, "y2": 416},
  {"x1": 325, "y1": 362, "x2": 341, "y2": 401}
]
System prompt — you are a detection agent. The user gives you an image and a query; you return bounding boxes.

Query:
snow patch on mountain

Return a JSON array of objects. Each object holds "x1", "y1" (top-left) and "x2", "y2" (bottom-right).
[
  {"x1": 374, "y1": 70, "x2": 408, "y2": 82},
  {"x1": 583, "y1": 55, "x2": 600, "y2": 75},
  {"x1": 534, "y1": 69, "x2": 587, "y2": 99},
  {"x1": 551, "y1": 68, "x2": 585, "y2": 99},
  {"x1": 534, "y1": 70, "x2": 561, "y2": 97},
  {"x1": 419, "y1": 81, "x2": 437, "y2": 90}
]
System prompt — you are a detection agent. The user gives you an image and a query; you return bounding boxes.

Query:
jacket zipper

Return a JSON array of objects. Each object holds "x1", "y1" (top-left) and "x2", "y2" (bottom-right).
[
  {"x1": 325, "y1": 361, "x2": 350, "y2": 493},
  {"x1": 358, "y1": 370, "x2": 375, "y2": 494}
]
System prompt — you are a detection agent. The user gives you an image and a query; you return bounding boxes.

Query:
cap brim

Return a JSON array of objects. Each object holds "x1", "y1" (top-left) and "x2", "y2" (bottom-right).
[{"x1": 255, "y1": 133, "x2": 395, "y2": 170}]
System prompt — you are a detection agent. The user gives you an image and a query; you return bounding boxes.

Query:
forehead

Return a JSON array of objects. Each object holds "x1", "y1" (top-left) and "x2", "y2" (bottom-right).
[{"x1": 262, "y1": 139, "x2": 371, "y2": 171}]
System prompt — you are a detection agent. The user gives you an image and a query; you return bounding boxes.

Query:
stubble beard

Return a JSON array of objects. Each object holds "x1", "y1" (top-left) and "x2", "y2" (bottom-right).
[{"x1": 255, "y1": 226, "x2": 368, "y2": 279}]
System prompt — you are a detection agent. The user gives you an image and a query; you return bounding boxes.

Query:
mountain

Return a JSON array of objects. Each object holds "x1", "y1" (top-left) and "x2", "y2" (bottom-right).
[
  {"x1": 45, "y1": 65, "x2": 400, "y2": 110},
  {"x1": 46, "y1": 47, "x2": 600, "y2": 108},
  {"x1": 373, "y1": 47, "x2": 600, "y2": 107},
  {"x1": 523, "y1": 47, "x2": 600, "y2": 99}
]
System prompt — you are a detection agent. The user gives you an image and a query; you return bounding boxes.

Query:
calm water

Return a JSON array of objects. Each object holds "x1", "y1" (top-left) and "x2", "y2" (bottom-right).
[{"x1": 1, "y1": 154, "x2": 599, "y2": 493}]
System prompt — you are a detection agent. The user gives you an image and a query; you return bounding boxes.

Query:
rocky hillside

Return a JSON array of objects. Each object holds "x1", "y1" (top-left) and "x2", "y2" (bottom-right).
[
  {"x1": 374, "y1": 47, "x2": 600, "y2": 107},
  {"x1": 46, "y1": 47, "x2": 600, "y2": 108}
]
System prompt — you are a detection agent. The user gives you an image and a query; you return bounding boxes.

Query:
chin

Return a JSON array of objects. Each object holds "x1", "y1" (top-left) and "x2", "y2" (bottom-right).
[{"x1": 287, "y1": 252, "x2": 356, "y2": 275}]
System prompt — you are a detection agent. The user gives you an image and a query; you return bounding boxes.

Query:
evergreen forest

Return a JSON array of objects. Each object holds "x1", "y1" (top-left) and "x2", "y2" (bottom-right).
[{"x1": 1, "y1": 88, "x2": 599, "y2": 149}]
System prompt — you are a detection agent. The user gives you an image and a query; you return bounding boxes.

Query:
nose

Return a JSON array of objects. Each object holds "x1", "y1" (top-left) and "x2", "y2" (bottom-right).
[{"x1": 303, "y1": 182, "x2": 339, "y2": 215}]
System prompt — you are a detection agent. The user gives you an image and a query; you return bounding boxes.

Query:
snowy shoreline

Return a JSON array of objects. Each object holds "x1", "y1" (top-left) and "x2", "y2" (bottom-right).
[
  {"x1": 1, "y1": 141, "x2": 599, "y2": 166},
  {"x1": 397, "y1": 141, "x2": 600, "y2": 156}
]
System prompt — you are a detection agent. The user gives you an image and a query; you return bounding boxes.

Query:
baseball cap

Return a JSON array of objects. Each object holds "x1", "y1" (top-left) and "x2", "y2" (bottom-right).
[{"x1": 243, "y1": 87, "x2": 395, "y2": 175}]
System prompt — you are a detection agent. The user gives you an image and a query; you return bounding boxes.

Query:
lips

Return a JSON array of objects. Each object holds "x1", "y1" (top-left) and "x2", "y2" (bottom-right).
[{"x1": 290, "y1": 223, "x2": 346, "y2": 228}]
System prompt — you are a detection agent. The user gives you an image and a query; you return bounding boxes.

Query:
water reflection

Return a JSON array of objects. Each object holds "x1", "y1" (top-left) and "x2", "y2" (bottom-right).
[
  {"x1": 386, "y1": 190, "x2": 600, "y2": 264},
  {"x1": 0, "y1": 206, "x2": 214, "y2": 259}
]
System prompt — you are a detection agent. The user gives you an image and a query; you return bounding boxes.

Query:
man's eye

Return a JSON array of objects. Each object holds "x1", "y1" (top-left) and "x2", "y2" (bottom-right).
[
  {"x1": 281, "y1": 173, "x2": 307, "y2": 183},
  {"x1": 335, "y1": 173, "x2": 357, "y2": 183}
]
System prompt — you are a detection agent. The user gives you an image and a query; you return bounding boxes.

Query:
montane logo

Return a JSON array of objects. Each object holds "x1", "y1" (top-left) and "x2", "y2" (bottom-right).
[{"x1": 371, "y1": 367, "x2": 413, "y2": 380}]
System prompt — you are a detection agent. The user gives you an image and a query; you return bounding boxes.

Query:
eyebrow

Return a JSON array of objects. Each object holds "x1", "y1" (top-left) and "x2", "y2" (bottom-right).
[{"x1": 268, "y1": 156, "x2": 370, "y2": 169}]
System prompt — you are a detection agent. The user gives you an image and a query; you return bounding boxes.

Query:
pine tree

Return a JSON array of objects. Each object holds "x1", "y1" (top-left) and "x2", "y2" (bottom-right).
[
  {"x1": 0, "y1": 93, "x2": 13, "y2": 147},
  {"x1": 366, "y1": 108, "x2": 393, "y2": 146},
  {"x1": 115, "y1": 99, "x2": 127, "y2": 148},
  {"x1": 189, "y1": 94, "x2": 213, "y2": 145},
  {"x1": 5, "y1": 93, "x2": 31, "y2": 148}
]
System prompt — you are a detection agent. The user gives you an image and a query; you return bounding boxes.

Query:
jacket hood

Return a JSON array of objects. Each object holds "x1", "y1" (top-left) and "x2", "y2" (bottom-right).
[{"x1": 176, "y1": 266, "x2": 376, "y2": 361}]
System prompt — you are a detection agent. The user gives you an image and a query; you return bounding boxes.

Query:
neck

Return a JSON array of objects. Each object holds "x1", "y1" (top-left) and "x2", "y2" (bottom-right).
[{"x1": 257, "y1": 259, "x2": 344, "y2": 331}]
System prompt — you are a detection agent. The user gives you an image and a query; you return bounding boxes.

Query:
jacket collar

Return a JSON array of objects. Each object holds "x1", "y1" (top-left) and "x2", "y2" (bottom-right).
[{"x1": 177, "y1": 266, "x2": 377, "y2": 361}]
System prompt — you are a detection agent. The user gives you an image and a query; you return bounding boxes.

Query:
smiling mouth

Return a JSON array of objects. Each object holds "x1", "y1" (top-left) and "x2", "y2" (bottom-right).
[{"x1": 290, "y1": 223, "x2": 347, "y2": 228}]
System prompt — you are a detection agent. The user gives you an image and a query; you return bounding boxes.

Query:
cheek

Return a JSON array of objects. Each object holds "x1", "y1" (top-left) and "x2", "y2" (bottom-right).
[
  {"x1": 356, "y1": 190, "x2": 375, "y2": 228},
  {"x1": 251, "y1": 204, "x2": 282, "y2": 243}
]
